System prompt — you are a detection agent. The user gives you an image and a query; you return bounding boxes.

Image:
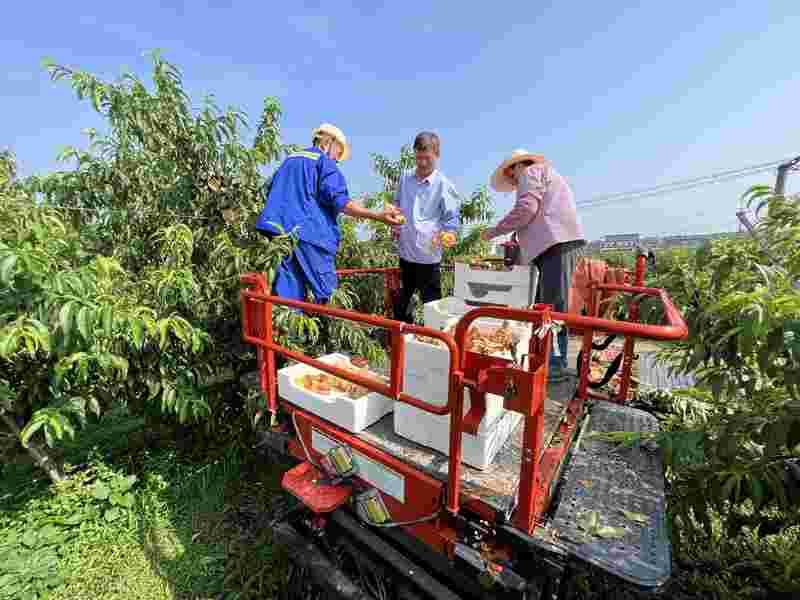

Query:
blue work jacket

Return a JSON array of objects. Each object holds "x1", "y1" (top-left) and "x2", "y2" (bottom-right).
[{"x1": 256, "y1": 146, "x2": 350, "y2": 253}]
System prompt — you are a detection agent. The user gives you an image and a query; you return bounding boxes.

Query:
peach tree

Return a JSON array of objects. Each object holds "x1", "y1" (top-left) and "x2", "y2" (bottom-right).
[
  {"x1": 0, "y1": 54, "x2": 387, "y2": 477},
  {"x1": 600, "y1": 186, "x2": 800, "y2": 553}
]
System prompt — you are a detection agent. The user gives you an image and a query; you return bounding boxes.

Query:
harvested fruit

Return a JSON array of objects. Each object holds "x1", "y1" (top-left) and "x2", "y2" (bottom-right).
[
  {"x1": 439, "y1": 231, "x2": 457, "y2": 247},
  {"x1": 415, "y1": 322, "x2": 518, "y2": 357},
  {"x1": 457, "y1": 256, "x2": 513, "y2": 271},
  {"x1": 461, "y1": 322, "x2": 516, "y2": 355},
  {"x1": 293, "y1": 358, "x2": 383, "y2": 399}
]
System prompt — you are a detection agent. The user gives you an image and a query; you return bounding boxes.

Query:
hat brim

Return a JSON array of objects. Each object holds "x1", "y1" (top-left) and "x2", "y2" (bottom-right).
[
  {"x1": 313, "y1": 126, "x2": 351, "y2": 162},
  {"x1": 490, "y1": 153, "x2": 544, "y2": 192}
]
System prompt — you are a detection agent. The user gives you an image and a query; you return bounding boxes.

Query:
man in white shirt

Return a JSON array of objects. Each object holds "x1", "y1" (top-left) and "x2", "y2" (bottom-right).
[{"x1": 391, "y1": 132, "x2": 461, "y2": 323}]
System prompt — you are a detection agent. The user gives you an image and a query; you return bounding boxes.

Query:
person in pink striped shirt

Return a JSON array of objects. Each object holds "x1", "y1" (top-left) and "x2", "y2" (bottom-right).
[{"x1": 481, "y1": 149, "x2": 586, "y2": 381}]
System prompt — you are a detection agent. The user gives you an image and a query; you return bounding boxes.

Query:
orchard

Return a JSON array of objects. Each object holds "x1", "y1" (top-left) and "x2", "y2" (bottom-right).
[{"x1": 1, "y1": 55, "x2": 798, "y2": 599}]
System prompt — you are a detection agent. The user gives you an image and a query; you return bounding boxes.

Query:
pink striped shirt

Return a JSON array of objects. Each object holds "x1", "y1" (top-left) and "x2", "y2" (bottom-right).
[{"x1": 485, "y1": 163, "x2": 584, "y2": 262}]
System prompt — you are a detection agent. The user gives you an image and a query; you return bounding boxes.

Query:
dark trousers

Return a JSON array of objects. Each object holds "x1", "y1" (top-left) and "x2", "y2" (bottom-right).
[
  {"x1": 394, "y1": 258, "x2": 442, "y2": 324},
  {"x1": 532, "y1": 240, "x2": 586, "y2": 370}
]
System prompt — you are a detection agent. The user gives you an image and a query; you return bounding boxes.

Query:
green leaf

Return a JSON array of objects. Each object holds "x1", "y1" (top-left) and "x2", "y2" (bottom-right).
[
  {"x1": 0, "y1": 254, "x2": 17, "y2": 285},
  {"x1": 77, "y1": 305, "x2": 92, "y2": 340},
  {"x1": 62, "y1": 513, "x2": 86, "y2": 526},
  {"x1": 87, "y1": 396, "x2": 101, "y2": 417},
  {"x1": 162, "y1": 385, "x2": 176, "y2": 411},
  {"x1": 21, "y1": 530, "x2": 38, "y2": 548},
  {"x1": 109, "y1": 492, "x2": 124, "y2": 506},
  {"x1": 20, "y1": 415, "x2": 47, "y2": 447},
  {"x1": 102, "y1": 305, "x2": 113, "y2": 337},
  {"x1": 59, "y1": 301, "x2": 76, "y2": 343},
  {"x1": 0, "y1": 573, "x2": 18, "y2": 589},
  {"x1": 104, "y1": 507, "x2": 121, "y2": 522},
  {"x1": 93, "y1": 481, "x2": 110, "y2": 501},
  {"x1": 38, "y1": 524, "x2": 61, "y2": 543},
  {"x1": 158, "y1": 319, "x2": 170, "y2": 349},
  {"x1": 119, "y1": 493, "x2": 134, "y2": 508},
  {"x1": 131, "y1": 319, "x2": 144, "y2": 350}
]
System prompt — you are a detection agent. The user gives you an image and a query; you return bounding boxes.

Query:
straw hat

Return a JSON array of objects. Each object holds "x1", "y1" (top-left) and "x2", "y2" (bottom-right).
[
  {"x1": 490, "y1": 149, "x2": 545, "y2": 192},
  {"x1": 312, "y1": 123, "x2": 352, "y2": 161}
]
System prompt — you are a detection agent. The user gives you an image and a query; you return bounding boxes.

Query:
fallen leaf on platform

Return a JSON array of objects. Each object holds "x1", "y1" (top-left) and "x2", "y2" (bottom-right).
[
  {"x1": 621, "y1": 510, "x2": 649, "y2": 524},
  {"x1": 578, "y1": 510, "x2": 600, "y2": 533},
  {"x1": 596, "y1": 526, "x2": 627, "y2": 539}
]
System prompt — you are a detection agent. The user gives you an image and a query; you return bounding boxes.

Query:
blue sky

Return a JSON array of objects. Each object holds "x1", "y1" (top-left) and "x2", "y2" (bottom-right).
[{"x1": 3, "y1": 1, "x2": 799, "y2": 240}]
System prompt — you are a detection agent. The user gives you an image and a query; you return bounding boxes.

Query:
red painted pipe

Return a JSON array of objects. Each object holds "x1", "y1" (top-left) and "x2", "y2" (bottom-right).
[
  {"x1": 450, "y1": 291, "x2": 687, "y2": 343},
  {"x1": 239, "y1": 289, "x2": 461, "y2": 417}
]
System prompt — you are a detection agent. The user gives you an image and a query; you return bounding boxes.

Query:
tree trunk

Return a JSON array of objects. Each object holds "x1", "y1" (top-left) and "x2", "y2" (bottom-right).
[{"x1": 0, "y1": 411, "x2": 66, "y2": 483}]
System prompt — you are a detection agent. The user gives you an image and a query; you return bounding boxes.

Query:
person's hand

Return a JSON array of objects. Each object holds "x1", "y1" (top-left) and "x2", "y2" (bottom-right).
[
  {"x1": 439, "y1": 231, "x2": 457, "y2": 248},
  {"x1": 480, "y1": 229, "x2": 493, "y2": 241},
  {"x1": 381, "y1": 207, "x2": 405, "y2": 226}
]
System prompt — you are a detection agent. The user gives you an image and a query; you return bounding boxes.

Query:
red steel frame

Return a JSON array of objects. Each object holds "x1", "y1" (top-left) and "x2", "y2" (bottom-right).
[
  {"x1": 240, "y1": 259, "x2": 686, "y2": 537},
  {"x1": 576, "y1": 254, "x2": 648, "y2": 403}
]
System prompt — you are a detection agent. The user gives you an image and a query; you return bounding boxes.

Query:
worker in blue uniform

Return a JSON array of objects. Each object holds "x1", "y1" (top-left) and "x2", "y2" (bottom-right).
[{"x1": 256, "y1": 123, "x2": 404, "y2": 304}]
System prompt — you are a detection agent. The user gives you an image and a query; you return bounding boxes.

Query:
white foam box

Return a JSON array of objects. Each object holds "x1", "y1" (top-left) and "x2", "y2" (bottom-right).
[
  {"x1": 395, "y1": 398, "x2": 522, "y2": 471},
  {"x1": 424, "y1": 296, "x2": 538, "y2": 335},
  {"x1": 278, "y1": 353, "x2": 393, "y2": 433},
  {"x1": 399, "y1": 327, "x2": 528, "y2": 470},
  {"x1": 403, "y1": 321, "x2": 532, "y2": 404},
  {"x1": 454, "y1": 261, "x2": 531, "y2": 308}
]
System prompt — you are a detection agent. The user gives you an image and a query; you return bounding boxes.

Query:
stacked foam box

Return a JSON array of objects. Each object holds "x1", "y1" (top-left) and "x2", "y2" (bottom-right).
[
  {"x1": 278, "y1": 353, "x2": 393, "y2": 433},
  {"x1": 398, "y1": 303, "x2": 531, "y2": 470},
  {"x1": 394, "y1": 394, "x2": 521, "y2": 471},
  {"x1": 454, "y1": 261, "x2": 531, "y2": 308}
]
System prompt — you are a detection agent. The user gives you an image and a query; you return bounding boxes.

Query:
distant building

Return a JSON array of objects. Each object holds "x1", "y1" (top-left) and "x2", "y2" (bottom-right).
[
  {"x1": 604, "y1": 233, "x2": 640, "y2": 243},
  {"x1": 585, "y1": 231, "x2": 742, "y2": 253}
]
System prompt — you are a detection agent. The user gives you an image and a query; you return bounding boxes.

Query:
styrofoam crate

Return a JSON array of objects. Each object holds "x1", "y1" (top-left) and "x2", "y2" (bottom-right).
[
  {"x1": 278, "y1": 353, "x2": 393, "y2": 433},
  {"x1": 423, "y1": 296, "x2": 470, "y2": 331},
  {"x1": 394, "y1": 400, "x2": 522, "y2": 470},
  {"x1": 404, "y1": 320, "x2": 532, "y2": 408},
  {"x1": 402, "y1": 334, "x2": 505, "y2": 420},
  {"x1": 423, "y1": 296, "x2": 536, "y2": 336},
  {"x1": 454, "y1": 261, "x2": 531, "y2": 308}
]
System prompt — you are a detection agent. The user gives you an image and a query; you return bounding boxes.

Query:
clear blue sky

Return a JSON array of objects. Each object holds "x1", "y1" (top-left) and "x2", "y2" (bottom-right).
[{"x1": 3, "y1": 1, "x2": 799, "y2": 240}]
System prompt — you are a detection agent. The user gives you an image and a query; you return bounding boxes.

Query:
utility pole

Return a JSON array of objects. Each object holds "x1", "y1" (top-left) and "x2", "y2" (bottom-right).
[
  {"x1": 775, "y1": 156, "x2": 800, "y2": 196},
  {"x1": 735, "y1": 155, "x2": 800, "y2": 289}
]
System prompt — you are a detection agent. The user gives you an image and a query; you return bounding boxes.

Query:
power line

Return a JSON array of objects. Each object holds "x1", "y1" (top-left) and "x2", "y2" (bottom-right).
[{"x1": 577, "y1": 158, "x2": 792, "y2": 209}]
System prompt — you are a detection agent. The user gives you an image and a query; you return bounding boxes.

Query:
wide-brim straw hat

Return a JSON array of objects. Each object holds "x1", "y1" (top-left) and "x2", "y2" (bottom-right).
[
  {"x1": 490, "y1": 149, "x2": 545, "y2": 192},
  {"x1": 312, "y1": 123, "x2": 352, "y2": 161}
]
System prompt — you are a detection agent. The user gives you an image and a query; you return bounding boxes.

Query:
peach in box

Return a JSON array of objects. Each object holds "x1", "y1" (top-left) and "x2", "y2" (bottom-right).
[{"x1": 278, "y1": 353, "x2": 393, "y2": 433}]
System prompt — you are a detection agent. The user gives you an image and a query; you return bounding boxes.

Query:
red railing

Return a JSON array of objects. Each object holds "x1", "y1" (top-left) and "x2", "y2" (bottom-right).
[
  {"x1": 241, "y1": 275, "x2": 459, "y2": 418},
  {"x1": 240, "y1": 252, "x2": 687, "y2": 533}
]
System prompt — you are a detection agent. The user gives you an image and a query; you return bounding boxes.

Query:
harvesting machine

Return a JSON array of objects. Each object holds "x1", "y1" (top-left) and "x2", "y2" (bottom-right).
[{"x1": 240, "y1": 248, "x2": 688, "y2": 599}]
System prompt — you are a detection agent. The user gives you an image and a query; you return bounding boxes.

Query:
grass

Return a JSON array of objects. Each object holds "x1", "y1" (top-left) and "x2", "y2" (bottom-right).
[
  {"x1": 2, "y1": 402, "x2": 799, "y2": 599},
  {"x1": 0, "y1": 406, "x2": 285, "y2": 600}
]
